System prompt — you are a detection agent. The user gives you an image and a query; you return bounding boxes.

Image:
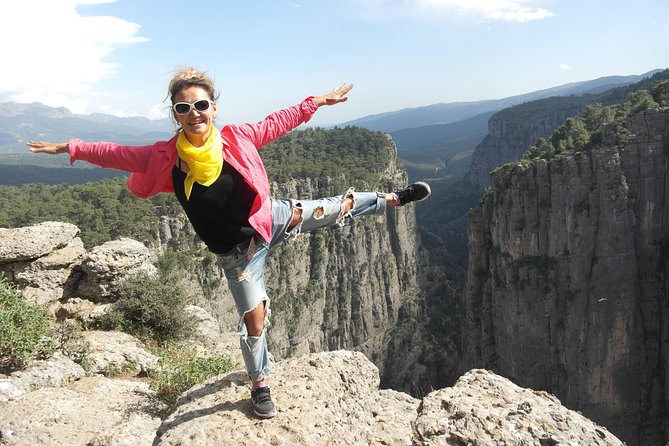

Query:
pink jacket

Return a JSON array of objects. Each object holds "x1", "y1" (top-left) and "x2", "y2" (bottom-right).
[{"x1": 68, "y1": 97, "x2": 319, "y2": 243}]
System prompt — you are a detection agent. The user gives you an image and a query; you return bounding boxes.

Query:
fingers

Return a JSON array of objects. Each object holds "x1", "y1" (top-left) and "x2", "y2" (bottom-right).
[
  {"x1": 26, "y1": 141, "x2": 47, "y2": 152},
  {"x1": 26, "y1": 141, "x2": 64, "y2": 154},
  {"x1": 331, "y1": 83, "x2": 353, "y2": 96}
]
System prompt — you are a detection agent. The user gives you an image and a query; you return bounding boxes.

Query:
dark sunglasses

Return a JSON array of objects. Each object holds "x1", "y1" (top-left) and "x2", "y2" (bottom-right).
[{"x1": 172, "y1": 99, "x2": 213, "y2": 115}]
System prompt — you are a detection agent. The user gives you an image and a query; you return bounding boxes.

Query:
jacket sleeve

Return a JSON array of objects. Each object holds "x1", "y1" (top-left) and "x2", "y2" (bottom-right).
[
  {"x1": 68, "y1": 139, "x2": 158, "y2": 173},
  {"x1": 235, "y1": 96, "x2": 319, "y2": 149}
]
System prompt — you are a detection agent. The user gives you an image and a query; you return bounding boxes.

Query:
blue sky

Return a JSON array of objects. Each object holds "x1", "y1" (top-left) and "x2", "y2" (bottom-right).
[{"x1": 2, "y1": 0, "x2": 667, "y2": 127}]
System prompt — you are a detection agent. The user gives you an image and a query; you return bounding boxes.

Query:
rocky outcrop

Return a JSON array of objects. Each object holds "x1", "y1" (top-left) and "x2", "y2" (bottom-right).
[
  {"x1": 415, "y1": 369, "x2": 623, "y2": 445},
  {"x1": 464, "y1": 108, "x2": 669, "y2": 445},
  {"x1": 154, "y1": 350, "x2": 419, "y2": 446},
  {"x1": 0, "y1": 353, "x2": 84, "y2": 402},
  {"x1": 0, "y1": 350, "x2": 623, "y2": 446},
  {"x1": 76, "y1": 238, "x2": 157, "y2": 302},
  {"x1": 0, "y1": 376, "x2": 162, "y2": 446},
  {"x1": 0, "y1": 224, "x2": 156, "y2": 306},
  {"x1": 0, "y1": 222, "x2": 85, "y2": 305}
]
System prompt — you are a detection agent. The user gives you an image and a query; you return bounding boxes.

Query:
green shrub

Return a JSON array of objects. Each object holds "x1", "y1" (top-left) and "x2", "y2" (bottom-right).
[
  {"x1": 149, "y1": 346, "x2": 235, "y2": 405},
  {"x1": 53, "y1": 320, "x2": 91, "y2": 370},
  {"x1": 100, "y1": 272, "x2": 194, "y2": 344},
  {"x1": 0, "y1": 275, "x2": 55, "y2": 371}
]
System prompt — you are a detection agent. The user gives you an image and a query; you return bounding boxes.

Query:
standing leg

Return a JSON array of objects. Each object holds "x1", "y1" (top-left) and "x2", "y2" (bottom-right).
[{"x1": 217, "y1": 241, "x2": 276, "y2": 418}]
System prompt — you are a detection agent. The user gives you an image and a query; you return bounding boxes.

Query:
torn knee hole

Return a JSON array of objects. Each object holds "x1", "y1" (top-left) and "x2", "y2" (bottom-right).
[
  {"x1": 314, "y1": 206, "x2": 325, "y2": 219},
  {"x1": 288, "y1": 205, "x2": 304, "y2": 230}
]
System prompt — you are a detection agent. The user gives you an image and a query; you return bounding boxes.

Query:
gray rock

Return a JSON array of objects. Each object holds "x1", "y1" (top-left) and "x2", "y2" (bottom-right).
[
  {"x1": 54, "y1": 297, "x2": 113, "y2": 323},
  {"x1": 0, "y1": 352, "x2": 85, "y2": 402},
  {"x1": 0, "y1": 376, "x2": 161, "y2": 446},
  {"x1": 3, "y1": 237, "x2": 86, "y2": 305},
  {"x1": 464, "y1": 109, "x2": 669, "y2": 445},
  {"x1": 76, "y1": 238, "x2": 157, "y2": 302},
  {"x1": 83, "y1": 330, "x2": 159, "y2": 376},
  {"x1": 153, "y1": 350, "x2": 420, "y2": 446},
  {"x1": 178, "y1": 305, "x2": 243, "y2": 367},
  {"x1": 414, "y1": 369, "x2": 623, "y2": 445},
  {"x1": 0, "y1": 221, "x2": 80, "y2": 264}
]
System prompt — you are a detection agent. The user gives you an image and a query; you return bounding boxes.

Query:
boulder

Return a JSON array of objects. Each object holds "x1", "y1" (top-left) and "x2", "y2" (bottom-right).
[
  {"x1": 0, "y1": 221, "x2": 80, "y2": 264},
  {"x1": 4, "y1": 237, "x2": 86, "y2": 305},
  {"x1": 83, "y1": 330, "x2": 159, "y2": 376},
  {"x1": 414, "y1": 369, "x2": 624, "y2": 445},
  {"x1": 53, "y1": 297, "x2": 113, "y2": 323},
  {"x1": 0, "y1": 352, "x2": 84, "y2": 402},
  {"x1": 76, "y1": 238, "x2": 157, "y2": 302},
  {"x1": 0, "y1": 376, "x2": 161, "y2": 446}
]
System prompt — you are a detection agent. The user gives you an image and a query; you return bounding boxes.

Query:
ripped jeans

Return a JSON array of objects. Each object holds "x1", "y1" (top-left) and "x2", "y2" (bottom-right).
[{"x1": 216, "y1": 188, "x2": 387, "y2": 382}]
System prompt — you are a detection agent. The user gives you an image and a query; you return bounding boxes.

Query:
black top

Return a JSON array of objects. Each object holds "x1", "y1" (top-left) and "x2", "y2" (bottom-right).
[{"x1": 172, "y1": 161, "x2": 257, "y2": 254}]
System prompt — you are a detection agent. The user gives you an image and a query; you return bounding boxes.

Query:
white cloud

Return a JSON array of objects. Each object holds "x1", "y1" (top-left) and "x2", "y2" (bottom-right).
[
  {"x1": 560, "y1": 64, "x2": 573, "y2": 70},
  {"x1": 148, "y1": 103, "x2": 172, "y2": 120},
  {"x1": 0, "y1": 0, "x2": 146, "y2": 113},
  {"x1": 353, "y1": 0, "x2": 553, "y2": 22}
]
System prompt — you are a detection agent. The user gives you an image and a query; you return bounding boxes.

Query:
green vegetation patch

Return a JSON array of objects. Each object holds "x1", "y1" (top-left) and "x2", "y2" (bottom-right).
[
  {"x1": 149, "y1": 345, "x2": 235, "y2": 406},
  {"x1": 99, "y1": 271, "x2": 194, "y2": 345},
  {"x1": 0, "y1": 274, "x2": 55, "y2": 371}
]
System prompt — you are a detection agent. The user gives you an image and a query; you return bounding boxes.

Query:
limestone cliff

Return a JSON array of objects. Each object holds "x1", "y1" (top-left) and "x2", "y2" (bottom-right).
[
  {"x1": 465, "y1": 97, "x2": 586, "y2": 188},
  {"x1": 464, "y1": 108, "x2": 669, "y2": 445}
]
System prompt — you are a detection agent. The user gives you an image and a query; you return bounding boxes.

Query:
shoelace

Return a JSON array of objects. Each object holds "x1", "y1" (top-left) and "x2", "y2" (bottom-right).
[{"x1": 253, "y1": 387, "x2": 271, "y2": 403}]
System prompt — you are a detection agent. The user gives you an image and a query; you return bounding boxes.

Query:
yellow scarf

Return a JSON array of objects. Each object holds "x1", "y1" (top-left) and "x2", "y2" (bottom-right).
[{"x1": 175, "y1": 127, "x2": 223, "y2": 200}]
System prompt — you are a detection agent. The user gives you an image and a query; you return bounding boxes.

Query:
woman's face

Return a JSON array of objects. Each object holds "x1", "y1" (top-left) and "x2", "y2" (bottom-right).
[{"x1": 172, "y1": 86, "x2": 217, "y2": 146}]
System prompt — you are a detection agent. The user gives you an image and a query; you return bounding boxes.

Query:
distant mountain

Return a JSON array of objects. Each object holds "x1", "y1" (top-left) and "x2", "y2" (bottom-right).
[
  {"x1": 0, "y1": 102, "x2": 173, "y2": 153},
  {"x1": 342, "y1": 70, "x2": 664, "y2": 133}
]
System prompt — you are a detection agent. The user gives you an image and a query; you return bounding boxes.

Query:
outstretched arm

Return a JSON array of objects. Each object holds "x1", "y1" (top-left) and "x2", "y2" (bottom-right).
[
  {"x1": 27, "y1": 139, "x2": 157, "y2": 173},
  {"x1": 240, "y1": 83, "x2": 354, "y2": 149}
]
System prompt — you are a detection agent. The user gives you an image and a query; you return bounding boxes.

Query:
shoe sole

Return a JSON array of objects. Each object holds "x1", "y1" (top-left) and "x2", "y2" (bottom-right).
[
  {"x1": 254, "y1": 409, "x2": 277, "y2": 419},
  {"x1": 413, "y1": 181, "x2": 431, "y2": 202}
]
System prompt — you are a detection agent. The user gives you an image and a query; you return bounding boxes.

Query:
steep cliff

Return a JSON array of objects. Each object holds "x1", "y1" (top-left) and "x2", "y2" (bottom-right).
[
  {"x1": 465, "y1": 97, "x2": 592, "y2": 189},
  {"x1": 465, "y1": 71, "x2": 669, "y2": 190},
  {"x1": 464, "y1": 108, "x2": 669, "y2": 445}
]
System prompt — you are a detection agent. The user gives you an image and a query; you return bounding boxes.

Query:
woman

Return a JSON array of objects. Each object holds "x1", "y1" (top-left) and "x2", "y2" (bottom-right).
[{"x1": 28, "y1": 67, "x2": 431, "y2": 419}]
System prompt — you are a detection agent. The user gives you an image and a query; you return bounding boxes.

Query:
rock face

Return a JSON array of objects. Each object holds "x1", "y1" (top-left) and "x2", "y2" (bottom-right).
[
  {"x1": 464, "y1": 108, "x2": 669, "y2": 445},
  {"x1": 0, "y1": 376, "x2": 161, "y2": 446},
  {"x1": 465, "y1": 98, "x2": 585, "y2": 188},
  {"x1": 76, "y1": 238, "x2": 157, "y2": 302},
  {"x1": 263, "y1": 141, "x2": 420, "y2": 382},
  {"x1": 414, "y1": 369, "x2": 623, "y2": 446},
  {"x1": 0, "y1": 222, "x2": 85, "y2": 305}
]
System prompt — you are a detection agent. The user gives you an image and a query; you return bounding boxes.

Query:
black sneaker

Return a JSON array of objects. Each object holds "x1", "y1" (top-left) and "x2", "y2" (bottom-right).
[
  {"x1": 251, "y1": 386, "x2": 277, "y2": 419},
  {"x1": 395, "y1": 182, "x2": 431, "y2": 206}
]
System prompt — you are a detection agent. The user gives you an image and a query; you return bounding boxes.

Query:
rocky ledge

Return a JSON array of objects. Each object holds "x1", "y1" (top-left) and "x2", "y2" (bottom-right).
[{"x1": 0, "y1": 350, "x2": 623, "y2": 446}]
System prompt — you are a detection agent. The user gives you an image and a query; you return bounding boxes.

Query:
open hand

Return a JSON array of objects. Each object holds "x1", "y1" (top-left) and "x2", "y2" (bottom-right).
[
  {"x1": 315, "y1": 84, "x2": 353, "y2": 107},
  {"x1": 26, "y1": 141, "x2": 68, "y2": 155}
]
